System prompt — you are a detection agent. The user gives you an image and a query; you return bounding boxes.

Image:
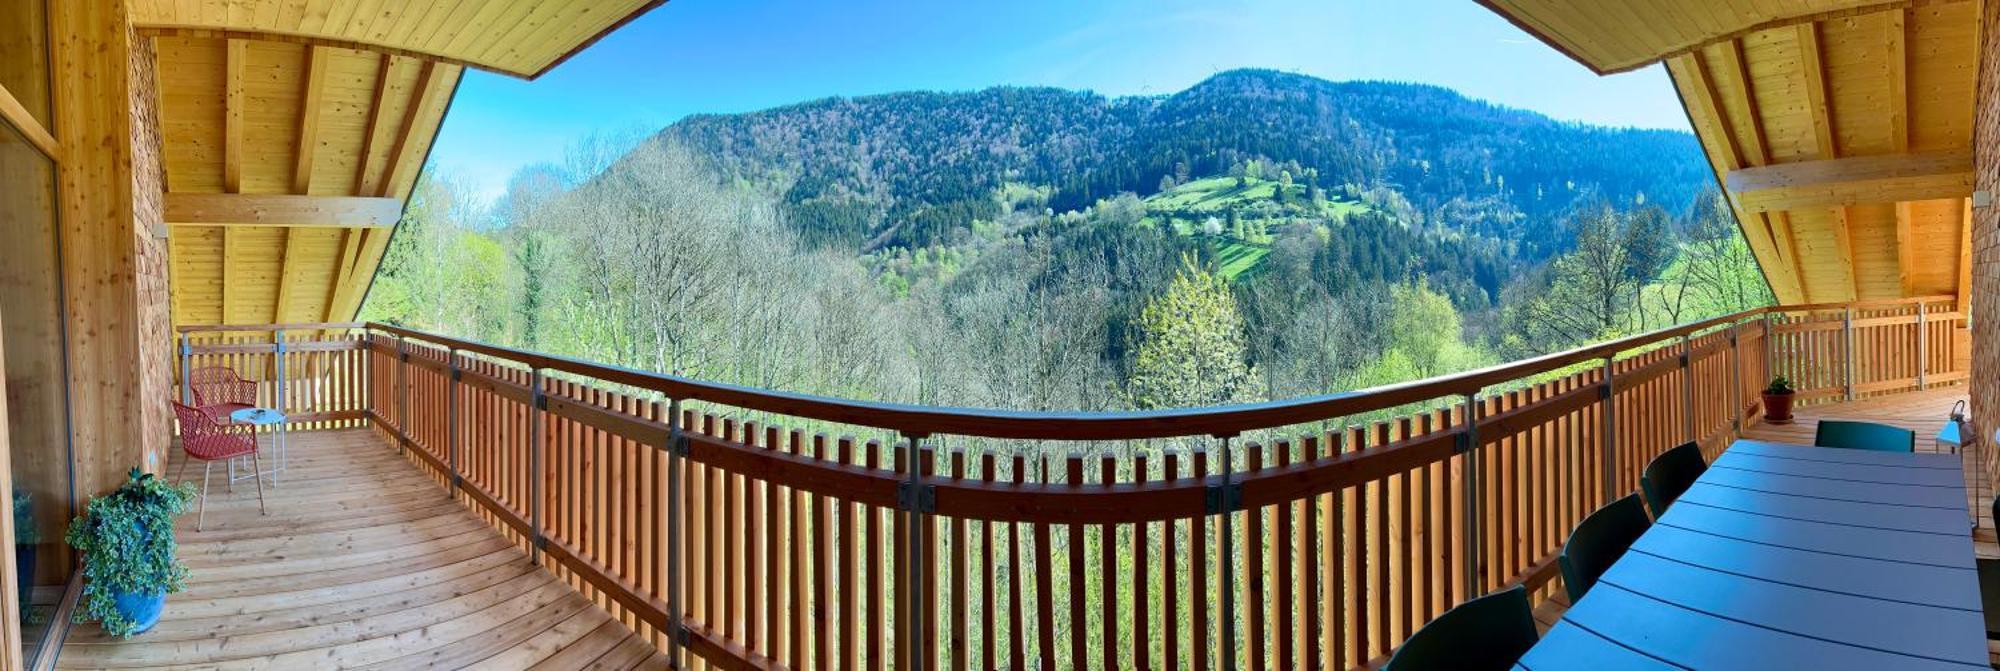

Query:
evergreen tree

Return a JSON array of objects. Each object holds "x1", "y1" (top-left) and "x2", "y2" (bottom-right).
[{"x1": 1128, "y1": 256, "x2": 1256, "y2": 409}]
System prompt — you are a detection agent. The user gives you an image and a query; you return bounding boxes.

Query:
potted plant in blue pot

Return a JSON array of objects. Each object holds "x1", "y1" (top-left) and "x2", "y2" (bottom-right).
[{"x1": 65, "y1": 469, "x2": 195, "y2": 637}]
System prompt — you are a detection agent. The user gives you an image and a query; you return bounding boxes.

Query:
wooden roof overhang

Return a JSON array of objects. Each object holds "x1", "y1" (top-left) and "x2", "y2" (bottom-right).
[
  {"x1": 1479, "y1": 0, "x2": 1981, "y2": 305},
  {"x1": 138, "y1": 1, "x2": 665, "y2": 327}
]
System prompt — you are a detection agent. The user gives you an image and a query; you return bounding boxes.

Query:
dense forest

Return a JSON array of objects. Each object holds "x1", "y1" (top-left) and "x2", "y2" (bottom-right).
[{"x1": 363, "y1": 70, "x2": 1770, "y2": 414}]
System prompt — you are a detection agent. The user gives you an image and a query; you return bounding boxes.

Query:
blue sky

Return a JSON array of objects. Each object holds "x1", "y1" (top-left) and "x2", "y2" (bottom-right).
[{"x1": 430, "y1": 0, "x2": 1692, "y2": 203}]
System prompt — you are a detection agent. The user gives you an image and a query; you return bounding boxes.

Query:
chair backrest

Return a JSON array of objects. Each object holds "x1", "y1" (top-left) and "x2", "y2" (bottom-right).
[
  {"x1": 1813, "y1": 420, "x2": 1915, "y2": 452},
  {"x1": 189, "y1": 366, "x2": 257, "y2": 408},
  {"x1": 172, "y1": 400, "x2": 253, "y2": 460},
  {"x1": 1640, "y1": 441, "x2": 1706, "y2": 517},
  {"x1": 1384, "y1": 585, "x2": 1538, "y2": 671},
  {"x1": 1560, "y1": 494, "x2": 1650, "y2": 603}
]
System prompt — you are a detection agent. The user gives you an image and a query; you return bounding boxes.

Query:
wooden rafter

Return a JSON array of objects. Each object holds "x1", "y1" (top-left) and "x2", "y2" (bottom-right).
[
  {"x1": 273, "y1": 228, "x2": 306, "y2": 322},
  {"x1": 220, "y1": 226, "x2": 235, "y2": 323},
  {"x1": 323, "y1": 228, "x2": 364, "y2": 323},
  {"x1": 1828, "y1": 207, "x2": 1859, "y2": 301},
  {"x1": 1894, "y1": 201, "x2": 1915, "y2": 295},
  {"x1": 354, "y1": 54, "x2": 399, "y2": 198},
  {"x1": 379, "y1": 61, "x2": 444, "y2": 197},
  {"x1": 224, "y1": 38, "x2": 246, "y2": 194},
  {"x1": 1671, "y1": 50, "x2": 1803, "y2": 301},
  {"x1": 165, "y1": 193, "x2": 404, "y2": 227},
  {"x1": 1796, "y1": 22, "x2": 1838, "y2": 160},
  {"x1": 293, "y1": 46, "x2": 327, "y2": 194},
  {"x1": 1886, "y1": 9, "x2": 1909, "y2": 153}
]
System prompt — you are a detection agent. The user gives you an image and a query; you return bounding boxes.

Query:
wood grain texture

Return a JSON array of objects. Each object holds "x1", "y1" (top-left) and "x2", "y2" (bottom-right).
[
  {"x1": 56, "y1": 428, "x2": 670, "y2": 670},
  {"x1": 128, "y1": 0, "x2": 664, "y2": 79}
]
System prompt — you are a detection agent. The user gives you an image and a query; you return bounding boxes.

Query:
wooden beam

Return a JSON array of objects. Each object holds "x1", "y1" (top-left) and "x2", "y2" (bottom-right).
[
  {"x1": 354, "y1": 54, "x2": 399, "y2": 198},
  {"x1": 1960, "y1": 197, "x2": 1973, "y2": 309},
  {"x1": 1776, "y1": 212, "x2": 1812, "y2": 303},
  {"x1": 221, "y1": 226, "x2": 235, "y2": 324},
  {"x1": 272, "y1": 228, "x2": 306, "y2": 323},
  {"x1": 1796, "y1": 22, "x2": 1838, "y2": 160},
  {"x1": 224, "y1": 38, "x2": 245, "y2": 194},
  {"x1": 1886, "y1": 9, "x2": 1909, "y2": 153},
  {"x1": 379, "y1": 60, "x2": 444, "y2": 198},
  {"x1": 1829, "y1": 207, "x2": 1860, "y2": 301},
  {"x1": 1680, "y1": 51, "x2": 1744, "y2": 168},
  {"x1": 1725, "y1": 150, "x2": 1974, "y2": 212},
  {"x1": 1895, "y1": 201, "x2": 1915, "y2": 296},
  {"x1": 1670, "y1": 51, "x2": 1805, "y2": 302},
  {"x1": 323, "y1": 228, "x2": 363, "y2": 322},
  {"x1": 164, "y1": 193, "x2": 404, "y2": 227},
  {"x1": 1713, "y1": 39, "x2": 1770, "y2": 167},
  {"x1": 293, "y1": 46, "x2": 328, "y2": 195}
]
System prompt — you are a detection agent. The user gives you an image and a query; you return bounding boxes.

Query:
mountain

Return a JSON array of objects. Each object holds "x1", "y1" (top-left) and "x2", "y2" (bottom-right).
[{"x1": 656, "y1": 69, "x2": 1708, "y2": 259}]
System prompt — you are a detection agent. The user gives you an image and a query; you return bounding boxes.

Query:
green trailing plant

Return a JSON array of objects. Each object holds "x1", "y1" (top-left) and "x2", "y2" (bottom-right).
[
  {"x1": 1764, "y1": 375, "x2": 1795, "y2": 395},
  {"x1": 65, "y1": 469, "x2": 196, "y2": 638},
  {"x1": 12, "y1": 490, "x2": 38, "y2": 546}
]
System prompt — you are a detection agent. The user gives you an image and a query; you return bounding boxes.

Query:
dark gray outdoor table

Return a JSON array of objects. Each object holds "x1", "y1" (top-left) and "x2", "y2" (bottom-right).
[{"x1": 1516, "y1": 439, "x2": 1987, "y2": 670}]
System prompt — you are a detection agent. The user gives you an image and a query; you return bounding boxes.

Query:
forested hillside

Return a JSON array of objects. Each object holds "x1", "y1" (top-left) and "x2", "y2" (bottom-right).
[
  {"x1": 665, "y1": 69, "x2": 1708, "y2": 259},
  {"x1": 365, "y1": 71, "x2": 1768, "y2": 414}
]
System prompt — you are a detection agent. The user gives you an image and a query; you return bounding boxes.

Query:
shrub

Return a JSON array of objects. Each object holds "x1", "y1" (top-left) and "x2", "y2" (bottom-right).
[{"x1": 65, "y1": 469, "x2": 196, "y2": 638}]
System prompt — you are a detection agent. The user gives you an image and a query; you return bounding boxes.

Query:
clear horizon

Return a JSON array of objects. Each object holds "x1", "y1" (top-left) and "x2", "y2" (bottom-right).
[{"x1": 430, "y1": 0, "x2": 1693, "y2": 204}]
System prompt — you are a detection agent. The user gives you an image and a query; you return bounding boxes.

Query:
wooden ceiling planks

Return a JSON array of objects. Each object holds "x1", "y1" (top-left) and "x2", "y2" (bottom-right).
[
  {"x1": 129, "y1": 0, "x2": 665, "y2": 79},
  {"x1": 1487, "y1": 0, "x2": 1979, "y2": 306},
  {"x1": 137, "y1": 1, "x2": 665, "y2": 328},
  {"x1": 156, "y1": 33, "x2": 462, "y2": 328},
  {"x1": 1478, "y1": 0, "x2": 1931, "y2": 75}
]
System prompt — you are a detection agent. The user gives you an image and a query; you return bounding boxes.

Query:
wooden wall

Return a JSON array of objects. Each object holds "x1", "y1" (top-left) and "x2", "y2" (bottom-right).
[
  {"x1": 51, "y1": 0, "x2": 173, "y2": 494},
  {"x1": 1972, "y1": 0, "x2": 2000, "y2": 497}
]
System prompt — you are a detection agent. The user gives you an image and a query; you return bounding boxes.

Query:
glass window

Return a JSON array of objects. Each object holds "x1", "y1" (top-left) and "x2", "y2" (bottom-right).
[
  {"x1": 0, "y1": 117, "x2": 70, "y2": 660},
  {"x1": 0, "y1": 0, "x2": 49, "y2": 130}
]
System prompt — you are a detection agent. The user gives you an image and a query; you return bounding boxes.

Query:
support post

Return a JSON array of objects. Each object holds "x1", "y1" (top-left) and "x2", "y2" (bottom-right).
[
  {"x1": 1764, "y1": 312, "x2": 1777, "y2": 383},
  {"x1": 664, "y1": 398, "x2": 684, "y2": 664},
  {"x1": 445, "y1": 349, "x2": 459, "y2": 500},
  {"x1": 179, "y1": 333, "x2": 193, "y2": 403},
  {"x1": 1217, "y1": 434, "x2": 1238, "y2": 668},
  {"x1": 1917, "y1": 302, "x2": 1929, "y2": 389},
  {"x1": 273, "y1": 329, "x2": 287, "y2": 416},
  {"x1": 1601, "y1": 356, "x2": 1618, "y2": 501},
  {"x1": 1729, "y1": 324, "x2": 1744, "y2": 436},
  {"x1": 898, "y1": 433, "x2": 931, "y2": 671},
  {"x1": 1459, "y1": 393, "x2": 1482, "y2": 594},
  {"x1": 1681, "y1": 335, "x2": 1696, "y2": 444},
  {"x1": 1844, "y1": 307, "x2": 1856, "y2": 401},
  {"x1": 395, "y1": 336, "x2": 408, "y2": 453},
  {"x1": 528, "y1": 369, "x2": 545, "y2": 566}
]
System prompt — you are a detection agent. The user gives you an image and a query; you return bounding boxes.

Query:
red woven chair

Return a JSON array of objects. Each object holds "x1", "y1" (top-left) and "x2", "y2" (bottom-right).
[
  {"x1": 188, "y1": 366, "x2": 259, "y2": 423},
  {"x1": 172, "y1": 400, "x2": 266, "y2": 530}
]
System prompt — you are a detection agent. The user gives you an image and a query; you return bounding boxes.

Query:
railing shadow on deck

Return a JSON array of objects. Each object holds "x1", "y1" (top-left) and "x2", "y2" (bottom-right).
[{"x1": 171, "y1": 295, "x2": 1969, "y2": 671}]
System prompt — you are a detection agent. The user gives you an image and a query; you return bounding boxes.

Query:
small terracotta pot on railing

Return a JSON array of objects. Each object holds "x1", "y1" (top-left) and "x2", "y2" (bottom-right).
[{"x1": 1762, "y1": 390, "x2": 1797, "y2": 424}]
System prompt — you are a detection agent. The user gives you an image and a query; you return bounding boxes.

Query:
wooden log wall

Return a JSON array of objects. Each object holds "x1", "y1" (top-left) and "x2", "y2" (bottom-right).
[{"x1": 174, "y1": 296, "x2": 1965, "y2": 670}]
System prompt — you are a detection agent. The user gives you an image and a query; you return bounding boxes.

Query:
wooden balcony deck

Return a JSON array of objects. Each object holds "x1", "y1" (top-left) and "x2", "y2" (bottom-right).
[{"x1": 55, "y1": 428, "x2": 668, "y2": 670}]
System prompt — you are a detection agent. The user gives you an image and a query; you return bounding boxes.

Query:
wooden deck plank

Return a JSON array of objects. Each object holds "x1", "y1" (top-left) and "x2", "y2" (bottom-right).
[{"x1": 55, "y1": 428, "x2": 658, "y2": 669}]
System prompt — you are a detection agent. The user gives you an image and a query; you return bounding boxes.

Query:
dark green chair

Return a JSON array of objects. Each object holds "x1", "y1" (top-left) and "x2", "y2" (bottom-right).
[
  {"x1": 1640, "y1": 441, "x2": 1706, "y2": 517},
  {"x1": 1559, "y1": 494, "x2": 1650, "y2": 603},
  {"x1": 1383, "y1": 585, "x2": 1538, "y2": 671},
  {"x1": 1813, "y1": 420, "x2": 1916, "y2": 452}
]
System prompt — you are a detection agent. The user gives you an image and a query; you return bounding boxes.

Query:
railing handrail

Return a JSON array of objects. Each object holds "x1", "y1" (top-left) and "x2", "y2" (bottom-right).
[
  {"x1": 204, "y1": 293, "x2": 1962, "y2": 670},
  {"x1": 173, "y1": 294, "x2": 1960, "y2": 441}
]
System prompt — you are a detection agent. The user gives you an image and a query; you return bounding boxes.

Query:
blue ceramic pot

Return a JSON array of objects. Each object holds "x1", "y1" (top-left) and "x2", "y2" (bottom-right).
[{"x1": 109, "y1": 589, "x2": 165, "y2": 635}]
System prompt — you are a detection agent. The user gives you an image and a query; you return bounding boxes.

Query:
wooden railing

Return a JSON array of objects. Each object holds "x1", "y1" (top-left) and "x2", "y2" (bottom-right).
[{"x1": 172, "y1": 296, "x2": 1967, "y2": 671}]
